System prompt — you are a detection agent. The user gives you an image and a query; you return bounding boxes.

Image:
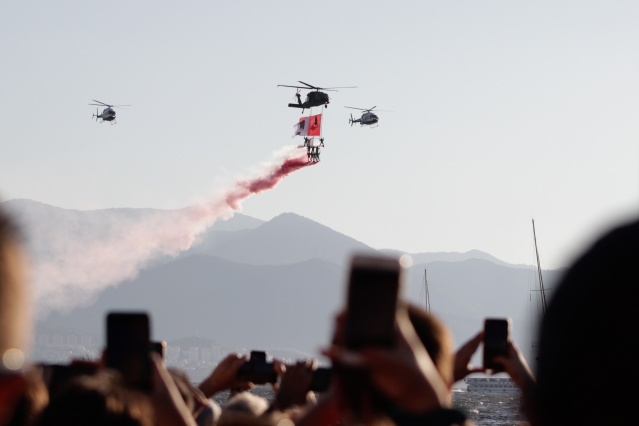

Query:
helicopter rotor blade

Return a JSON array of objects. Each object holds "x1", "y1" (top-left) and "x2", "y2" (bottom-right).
[
  {"x1": 278, "y1": 84, "x2": 308, "y2": 89},
  {"x1": 321, "y1": 86, "x2": 358, "y2": 90},
  {"x1": 90, "y1": 100, "x2": 129, "y2": 108},
  {"x1": 298, "y1": 81, "x2": 319, "y2": 89},
  {"x1": 91, "y1": 99, "x2": 111, "y2": 107},
  {"x1": 345, "y1": 105, "x2": 393, "y2": 112},
  {"x1": 298, "y1": 81, "x2": 357, "y2": 91}
]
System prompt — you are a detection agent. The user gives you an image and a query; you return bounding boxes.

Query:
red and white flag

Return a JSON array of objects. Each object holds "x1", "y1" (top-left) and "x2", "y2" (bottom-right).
[
  {"x1": 308, "y1": 114, "x2": 322, "y2": 136},
  {"x1": 292, "y1": 114, "x2": 322, "y2": 137}
]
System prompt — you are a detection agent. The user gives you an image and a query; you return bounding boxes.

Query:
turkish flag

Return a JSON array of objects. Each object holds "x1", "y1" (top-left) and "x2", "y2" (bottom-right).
[{"x1": 308, "y1": 114, "x2": 322, "y2": 136}]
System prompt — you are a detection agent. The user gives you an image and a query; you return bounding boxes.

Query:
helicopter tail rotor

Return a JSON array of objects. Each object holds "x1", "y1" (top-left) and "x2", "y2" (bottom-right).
[{"x1": 349, "y1": 114, "x2": 354, "y2": 126}]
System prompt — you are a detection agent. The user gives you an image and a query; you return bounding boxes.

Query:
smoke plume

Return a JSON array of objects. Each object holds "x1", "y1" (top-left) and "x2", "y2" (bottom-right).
[{"x1": 32, "y1": 146, "x2": 315, "y2": 314}]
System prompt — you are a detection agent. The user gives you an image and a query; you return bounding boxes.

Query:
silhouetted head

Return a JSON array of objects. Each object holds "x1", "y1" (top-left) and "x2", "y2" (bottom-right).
[
  {"x1": 36, "y1": 370, "x2": 153, "y2": 426},
  {"x1": 406, "y1": 303, "x2": 455, "y2": 388},
  {"x1": 536, "y1": 218, "x2": 639, "y2": 425}
]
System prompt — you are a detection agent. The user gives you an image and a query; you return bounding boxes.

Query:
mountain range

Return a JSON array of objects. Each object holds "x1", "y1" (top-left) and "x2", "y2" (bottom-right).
[{"x1": 2, "y1": 199, "x2": 565, "y2": 362}]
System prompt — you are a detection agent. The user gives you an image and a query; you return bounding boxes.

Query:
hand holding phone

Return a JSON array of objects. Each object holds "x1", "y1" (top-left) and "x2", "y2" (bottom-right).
[
  {"x1": 483, "y1": 318, "x2": 511, "y2": 372},
  {"x1": 236, "y1": 351, "x2": 277, "y2": 384}
]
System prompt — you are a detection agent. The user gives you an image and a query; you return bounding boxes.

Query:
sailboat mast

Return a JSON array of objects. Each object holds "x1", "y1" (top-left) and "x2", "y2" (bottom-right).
[
  {"x1": 532, "y1": 219, "x2": 548, "y2": 314},
  {"x1": 423, "y1": 269, "x2": 431, "y2": 313}
]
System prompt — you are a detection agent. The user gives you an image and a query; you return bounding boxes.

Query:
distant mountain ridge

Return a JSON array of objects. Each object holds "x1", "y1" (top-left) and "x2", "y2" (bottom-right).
[
  {"x1": 3, "y1": 199, "x2": 565, "y2": 362},
  {"x1": 186, "y1": 212, "x2": 375, "y2": 266},
  {"x1": 2, "y1": 199, "x2": 523, "y2": 268},
  {"x1": 381, "y1": 248, "x2": 514, "y2": 267}
]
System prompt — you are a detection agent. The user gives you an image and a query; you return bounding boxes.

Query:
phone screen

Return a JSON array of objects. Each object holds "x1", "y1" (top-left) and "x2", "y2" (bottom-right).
[
  {"x1": 483, "y1": 318, "x2": 511, "y2": 371},
  {"x1": 344, "y1": 254, "x2": 401, "y2": 350},
  {"x1": 106, "y1": 312, "x2": 152, "y2": 390}
]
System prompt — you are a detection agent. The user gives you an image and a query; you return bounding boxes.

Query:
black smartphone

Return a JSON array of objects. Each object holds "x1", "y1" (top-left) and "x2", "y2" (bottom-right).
[
  {"x1": 106, "y1": 312, "x2": 152, "y2": 390},
  {"x1": 343, "y1": 254, "x2": 402, "y2": 350},
  {"x1": 310, "y1": 366, "x2": 332, "y2": 392},
  {"x1": 483, "y1": 318, "x2": 511, "y2": 371},
  {"x1": 236, "y1": 350, "x2": 277, "y2": 384}
]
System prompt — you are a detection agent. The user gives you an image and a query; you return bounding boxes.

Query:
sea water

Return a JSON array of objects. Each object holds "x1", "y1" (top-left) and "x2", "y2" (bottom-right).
[
  {"x1": 213, "y1": 387, "x2": 529, "y2": 426},
  {"x1": 453, "y1": 391, "x2": 528, "y2": 426}
]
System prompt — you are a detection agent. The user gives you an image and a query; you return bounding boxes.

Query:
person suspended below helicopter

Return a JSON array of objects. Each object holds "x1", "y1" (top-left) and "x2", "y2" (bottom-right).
[{"x1": 307, "y1": 145, "x2": 321, "y2": 163}]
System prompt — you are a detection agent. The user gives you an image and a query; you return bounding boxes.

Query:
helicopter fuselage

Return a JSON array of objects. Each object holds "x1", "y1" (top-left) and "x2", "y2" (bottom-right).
[
  {"x1": 288, "y1": 91, "x2": 330, "y2": 109},
  {"x1": 100, "y1": 108, "x2": 116, "y2": 121},
  {"x1": 360, "y1": 112, "x2": 378, "y2": 125}
]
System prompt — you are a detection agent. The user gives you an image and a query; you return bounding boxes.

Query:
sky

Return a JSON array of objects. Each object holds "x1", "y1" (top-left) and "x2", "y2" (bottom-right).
[{"x1": 1, "y1": 1, "x2": 637, "y2": 270}]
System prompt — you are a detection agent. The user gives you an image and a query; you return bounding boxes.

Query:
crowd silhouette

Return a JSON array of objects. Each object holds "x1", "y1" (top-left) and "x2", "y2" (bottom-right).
[{"x1": 1, "y1": 203, "x2": 637, "y2": 425}]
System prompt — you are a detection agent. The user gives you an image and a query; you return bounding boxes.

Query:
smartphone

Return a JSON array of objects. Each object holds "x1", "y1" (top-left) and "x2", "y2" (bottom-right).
[
  {"x1": 343, "y1": 254, "x2": 402, "y2": 350},
  {"x1": 483, "y1": 318, "x2": 511, "y2": 371},
  {"x1": 106, "y1": 312, "x2": 152, "y2": 390},
  {"x1": 236, "y1": 350, "x2": 277, "y2": 384},
  {"x1": 310, "y1": 367, "x2": 332, "y2": 392}
]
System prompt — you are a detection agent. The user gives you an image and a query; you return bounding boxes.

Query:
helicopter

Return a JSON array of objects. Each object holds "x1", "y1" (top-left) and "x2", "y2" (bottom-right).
[
  {"x1": 346, "y1": 106, "x2": 389, "y2": 127},
  {"x1": 89, "y1": 100, "x2": 130, "y2": 124},
  {"x1": 278, "y1": 81, "x2": 356, "y2": 112}
]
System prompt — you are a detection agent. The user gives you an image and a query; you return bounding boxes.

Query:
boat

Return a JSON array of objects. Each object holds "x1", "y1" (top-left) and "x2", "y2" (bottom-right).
[{"x1": 464, "y1": 376, "x2": 520, "y2": 393}]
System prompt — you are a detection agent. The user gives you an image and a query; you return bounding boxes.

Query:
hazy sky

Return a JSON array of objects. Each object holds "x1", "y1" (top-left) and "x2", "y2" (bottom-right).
[{"x1": 1, "y1": 1, "x2": 637, "y2": 269}]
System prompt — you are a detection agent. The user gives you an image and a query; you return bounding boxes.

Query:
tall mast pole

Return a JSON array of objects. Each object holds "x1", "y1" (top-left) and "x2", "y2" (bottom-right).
[
  {"x1": 423, "y1": 269, "x2": 431, "y2": 313},
  {"x1": 532, "y1": 219, "x2": 548, "y2": 314}
]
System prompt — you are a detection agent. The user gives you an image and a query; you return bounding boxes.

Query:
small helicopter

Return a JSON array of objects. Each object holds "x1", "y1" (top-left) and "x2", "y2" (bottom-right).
[
  {"x1": 278, "y1": 81, "x2": 356, "y2": 112},
  {"x1": 346, "y1": 106, "x2": 389, "y2": 127},
  {"x1": 89, "y1": 100, "x2": 130, "y2": 124}
]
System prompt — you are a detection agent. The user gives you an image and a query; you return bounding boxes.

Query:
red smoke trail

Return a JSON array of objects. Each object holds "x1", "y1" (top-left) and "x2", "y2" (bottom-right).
[
  {"x1": 224, "y1": 153, "x2": 314, "y2": 210},
  {"x1": 33, "y1": 146, "x2": 316, "y2": 313}
]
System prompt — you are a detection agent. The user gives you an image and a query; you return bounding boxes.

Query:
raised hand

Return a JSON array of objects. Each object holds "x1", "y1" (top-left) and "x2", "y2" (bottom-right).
[
  {"x1": 272, "y1": 359, "x2": 318, "y2": 411},
  {"x1": 323, "y1": 309, "x2": 451, "y2": 414},
  {"x1": 197, "y1": 353, "x2": 252, "y2": 398},
  {"x1": 453, "y1": 331, "x2": 485, "y2": 382},
  {"x1": 493, "y1": 341, "x2": 535, "y2": 391}
]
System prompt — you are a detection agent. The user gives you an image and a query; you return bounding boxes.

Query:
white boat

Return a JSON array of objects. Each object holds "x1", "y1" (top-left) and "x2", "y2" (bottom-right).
[{"x1": 464, "y1": 376, "x2": 519, "y2": 393}]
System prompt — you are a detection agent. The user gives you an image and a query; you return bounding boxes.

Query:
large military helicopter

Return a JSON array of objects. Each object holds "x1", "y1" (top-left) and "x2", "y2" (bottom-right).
[
  {"x1": 89, "y1": 100, "x2": 130, "y2": 124},
  {"x1": 278, "y1": 81, "x2": 356, "y2": 112},
  {"x1": 345, "y1": 106, "x2": 389, "y2": 127}
]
